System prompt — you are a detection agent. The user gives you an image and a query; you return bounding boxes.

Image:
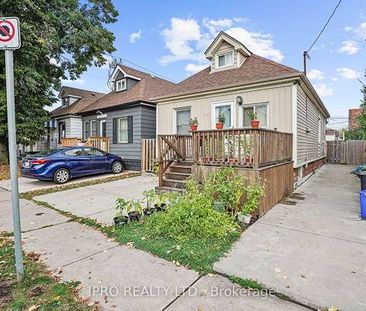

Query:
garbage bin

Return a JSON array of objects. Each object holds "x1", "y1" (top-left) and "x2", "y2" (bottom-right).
[
  {"x1": 356, "y1": 172, "x2": 366, "y2": 190},
  {"x1": 359, "y1": 190, "x2": 366, "y2": 219}
]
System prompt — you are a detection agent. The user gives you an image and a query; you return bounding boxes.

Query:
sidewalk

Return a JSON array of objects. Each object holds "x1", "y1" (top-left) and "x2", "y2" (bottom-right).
[
  {"x1": 215, "y1": 164, "x2": 366, "y2": 311},
  {"x1": 0, "y1": 186, "x2": 306, "y2": 310}
]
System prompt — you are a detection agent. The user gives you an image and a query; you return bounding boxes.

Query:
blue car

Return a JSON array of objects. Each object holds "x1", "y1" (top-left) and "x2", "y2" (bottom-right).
[{"x1": 21, "y1": 147, "x2": 125, "y2": 184}]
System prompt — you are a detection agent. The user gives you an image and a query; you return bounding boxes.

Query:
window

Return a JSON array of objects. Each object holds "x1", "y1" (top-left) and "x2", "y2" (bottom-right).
[
  {"x1": 118, "y1": 118, "x2": 128, "y2": 143},
  {"x1": 217, "y1": 51, "x2": 234, "y2": 68},
  {"x1": 116, "y1": 79, "x2": 127, "y2": 92},
  {"x1": 64, "y1": 148, "x2": 83, "y2": 156},
  {"x1": 100, "y1": 120, "x2": 106, "y2": 137},
  {"x1": 176, "y1": 108, "x2": 191, "y2": 135},
  {"x1": 61, "y1": 97, "x2": 69, "y2": 108},
  {"x1": 243, "y1": 104, "x2": 268, "y2": 127},
  {"x1": 84, "y1": 121, "x2": 90, "y2": 139},
  {"x1": 212, "y1": 102, "x2": 234, "y2": 128},
  {"x1": 91, "y1": 120, "x2": 97, "y2": 137}
]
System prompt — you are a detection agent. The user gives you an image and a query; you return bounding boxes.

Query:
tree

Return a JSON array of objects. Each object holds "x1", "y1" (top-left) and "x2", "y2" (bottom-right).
[{"x1": 0, "y1": 1, "x2": 118, "y2": 156}]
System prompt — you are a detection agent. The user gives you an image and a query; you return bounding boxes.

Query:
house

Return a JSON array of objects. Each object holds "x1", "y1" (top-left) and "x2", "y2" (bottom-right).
[
  {"x1": 325, "y1": 127, "x2": 342, "y2": 141},
  {"x1": 48, "y1": 86, "x2": 105, "y2": 149},
  {"x1": 348, "y1": 108, "x2": 363, "y2": 130},
  {"x1": 79, "y1": 64, "x2": 174, "y2": 170},
  {"x1": 154, "y1": 31, "x2": 330, "y2": 186}
]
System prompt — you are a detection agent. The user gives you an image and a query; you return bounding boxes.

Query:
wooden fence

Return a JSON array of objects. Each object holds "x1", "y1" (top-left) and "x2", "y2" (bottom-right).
[
  {"x1": 61, "y1": 137, "x2": 110, "y2": 153},
  {"x1": 141, "y1": 139, "x2": 156, "y2": 172},
  {"x1": 327, "y1": 140, "x2": 366, "y2": 165}
]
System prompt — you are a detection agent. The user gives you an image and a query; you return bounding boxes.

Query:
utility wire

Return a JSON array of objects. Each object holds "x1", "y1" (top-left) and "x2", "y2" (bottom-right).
[{"x1": 306, "y1": 0, "x2": 342, "y2": 53}]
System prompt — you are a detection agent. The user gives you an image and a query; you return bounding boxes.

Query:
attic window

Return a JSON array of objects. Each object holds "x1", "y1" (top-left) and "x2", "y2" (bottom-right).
[
  {"x1": 61, "y1": 97, "x2": 69, "y2": 108},
  {"x1": 217, "y1": 51, "x2": 234, "y2": 68},
  {"x1": 116, "y1": 79, "x2": 127, "y2": 92}
]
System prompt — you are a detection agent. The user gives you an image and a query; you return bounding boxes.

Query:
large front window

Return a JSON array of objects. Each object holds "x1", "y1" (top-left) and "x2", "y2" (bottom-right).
[
  {"x1": 213, "y1": 102, "x2": 233, "y2": 128},
  {"x1": 217, "y1": 51, "x2": 234, "y2": 68},
  {"x1": 243, "y1": 104, "x2": 268, "y2": 127},
  {"x1": 84, "y1": 121, "x2": 90, "y2": 139},
  {"x1": 176, "y1": 108, "x2": 191, "y2": 135},
  {"x1": 118, "y1": 117, "x2": 128, "y2": 143}
]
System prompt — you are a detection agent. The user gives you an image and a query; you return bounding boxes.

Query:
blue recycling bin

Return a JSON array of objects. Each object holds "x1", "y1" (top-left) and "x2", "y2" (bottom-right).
[{"x1": 359, "y1": 190, "x2": 366, "y2": 219}]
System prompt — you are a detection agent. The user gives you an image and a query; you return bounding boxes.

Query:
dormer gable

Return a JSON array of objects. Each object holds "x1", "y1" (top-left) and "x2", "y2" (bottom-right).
[
  {"x1": 58, "y1": 87, "x2": 82, "y2": 108},
  {"x1": 204, "y1": 31, "x2": 252, "y2": 73},
  {"x1": 109, "y1": 64, "x2": 141, "y2": 93}
]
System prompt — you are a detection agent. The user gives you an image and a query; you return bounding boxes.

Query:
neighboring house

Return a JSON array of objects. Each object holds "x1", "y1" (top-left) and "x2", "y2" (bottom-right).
[
  {"x1": 155, "y1": 31, "x2": 330, "y2": 183},
  {"x1": 79, "y1": 65, "x2": 174, "y2": 170},
  {"x1": 325, "y1": 128, "x2": 342, "y2": 141},
  {"x1": 48, "y1": 86, "x2": 105, "y2": 149},
  {"x1": 348, "y1": 108, "x2": 363, "y2": 130}
]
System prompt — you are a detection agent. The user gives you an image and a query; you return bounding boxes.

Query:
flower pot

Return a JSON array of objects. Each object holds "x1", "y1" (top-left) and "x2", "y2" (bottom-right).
[
  {"x1": 191, "y1": 125, "x2": 198, "y2": 131},
  {"x1": 216, "y1": 122, "x2": 224, "y2": 129},
  {"x1": 144, "y1": 207, "x2": 157, "y2": 216},
  {"x1": 155, "y1": 203, "x2": 167, "y2": 212},
  {"x1": 251, "y1": 120, "x2": 260, "y2": 128},
  {"x1": 237, "y1": 213, "x2": 252, "y2": 225},
  {"x1": 113, "y1": 216, "x2": 128, "y2": 226},
  {"x1": 128, "y1": 211, "x2": 141, "y2": 222}
]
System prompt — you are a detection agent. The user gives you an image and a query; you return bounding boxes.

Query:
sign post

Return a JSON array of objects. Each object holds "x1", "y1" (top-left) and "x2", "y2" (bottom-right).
[{"x1": 1, "y1": 17, "x2": 23, "y2": 280}]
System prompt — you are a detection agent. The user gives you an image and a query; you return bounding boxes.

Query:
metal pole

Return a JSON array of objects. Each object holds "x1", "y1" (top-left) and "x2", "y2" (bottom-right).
[
  {"x1": 303, "y1": 51, "x2": 307, "y2": 76},
  {"x1": 5, "y1": 49, "x2": 24, "y2": 281}
]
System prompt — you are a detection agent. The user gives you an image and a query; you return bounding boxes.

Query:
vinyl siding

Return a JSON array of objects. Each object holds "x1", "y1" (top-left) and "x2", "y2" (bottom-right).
[
  {"x1": 296, "y1": 86, "x2": 326, "y2": 166},
  {"x1": 141, "y1": 106, "x2": 156, "y2": 139},
  {"x1": 157, "y1": 84, "x2": 293, "y2": 134},
  {"x1": 68, "y1": 117, "x2": 82, "y2": 138}
]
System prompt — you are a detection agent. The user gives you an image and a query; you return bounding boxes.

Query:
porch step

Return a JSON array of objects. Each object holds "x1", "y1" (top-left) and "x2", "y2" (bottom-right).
[
  {"x1": 169, "y1": 165, "x2": 192, "y2": 174},
  {"x1": 165, "y1": 172, "x2": 191, "y2": 180},
  {"x1": 175, "y1": 160, "x2": 193, "y2": 166},
  {"x1": 162, "y1": 178, "x2": 187, "y2": 189},
  {"x1": 155, "y1": 186, "x2": 184, "y2": 194}
]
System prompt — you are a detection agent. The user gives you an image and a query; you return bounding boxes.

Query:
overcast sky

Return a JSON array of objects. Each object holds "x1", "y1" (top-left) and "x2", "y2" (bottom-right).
[{"x1": 61, "y1": 0, "x2": 366, "y2": 129}]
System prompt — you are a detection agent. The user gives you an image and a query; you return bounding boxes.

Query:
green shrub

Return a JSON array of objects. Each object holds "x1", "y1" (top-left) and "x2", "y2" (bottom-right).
[{"x1": 242, "y1": 183, "x2": 265, "y2": 215}]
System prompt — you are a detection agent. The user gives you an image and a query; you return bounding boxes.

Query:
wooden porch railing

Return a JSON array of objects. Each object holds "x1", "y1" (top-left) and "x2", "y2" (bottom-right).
[
  {"x1": 192, "y1": 129, "x2": 292, "y2": 168},
  {"x1": 192, "y1": 128, "x2": 293, "y2": 168},
  {"x1": 85, "y1": 136, "x2": 110, "y2": 153},
  {"x1": 157, "y1": 135, "x2": 192, "y2": 186},
  {"x1": 61, "y1": 137, "x2": 82, "y2": 147}
]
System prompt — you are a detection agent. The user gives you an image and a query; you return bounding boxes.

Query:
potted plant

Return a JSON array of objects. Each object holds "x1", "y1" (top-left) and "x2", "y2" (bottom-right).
[
  {"x1": 237, "y1": 183, "x2": 265, "y2": 225},
  {"x1": 189, "y1": 117, "x2": 199, "y2": 131},
  {"x1": 247, "y1": 111, "x2": 260, "y2": 128},
  {"x1": 128, "y1": 199, "x2": 143, "y2": 222},
  {"x1": 114, "y1": 198, "x2": 129, "y2": 225},
  {"x1": 216, "y1": 112, "x2": 225, "y2": 129},
  {"x1": 143, "y1": 189, "x2": 158, "y2": 216}
]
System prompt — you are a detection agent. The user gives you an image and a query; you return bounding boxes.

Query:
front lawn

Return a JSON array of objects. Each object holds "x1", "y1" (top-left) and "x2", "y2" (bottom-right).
[{"x1": 0, "y1": 233, "x2": 96, "y2": 311}]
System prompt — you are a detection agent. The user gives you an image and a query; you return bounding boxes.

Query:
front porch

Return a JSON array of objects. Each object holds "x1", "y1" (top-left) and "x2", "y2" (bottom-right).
[
  {"x1": 157, "y1": 128, "x2": 294, "y2": 215},
  {"x1": 60, "y1": 136, "x2": 110, "y2": 153}
]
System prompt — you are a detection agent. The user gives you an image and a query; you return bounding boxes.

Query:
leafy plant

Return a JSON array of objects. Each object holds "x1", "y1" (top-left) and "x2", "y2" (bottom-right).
[
  {"x1": 217, "y1": 112, "x2": 225, "y2": 124},
  {"x1": 247, "y1": 111, "x2": 257, "y2": 121},
  {"x1": 189, "y1": 117, "x2": 199, "y2": 126},
  {"x1": 242, "y1": 183, "x2": 265, "y2": 215}
]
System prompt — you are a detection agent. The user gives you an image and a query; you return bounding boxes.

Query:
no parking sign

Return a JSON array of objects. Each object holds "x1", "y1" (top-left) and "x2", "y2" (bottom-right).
[{"x1": 0, "y1": 17, "x2": 21, "y2": 49}]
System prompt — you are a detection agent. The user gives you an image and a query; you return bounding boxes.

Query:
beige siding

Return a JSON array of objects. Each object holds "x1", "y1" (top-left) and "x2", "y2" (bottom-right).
[
  {"x1": 211, "y1": 41, "x2": 238, "y2": 72},
  {"x1": 157, "y1": 84, "x2": 293, "y2": 135},
  {"x1": 296, "y1": 86, "x2": 326, "y2": 166}
]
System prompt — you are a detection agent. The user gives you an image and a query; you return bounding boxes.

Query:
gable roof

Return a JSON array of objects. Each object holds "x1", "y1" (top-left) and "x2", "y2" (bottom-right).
[
  {"x1": 80, "y1": 65, "x2": 175, "y2": 113},
  {"x1": 155, "y1": 53, "x2": 301, "y2": 100},
  {"x1": 204, "y1": 31, "x2": 252, "y2": 59},
  {"x1": 51, "y1": 86, "x2": 105, "y2": 118}
]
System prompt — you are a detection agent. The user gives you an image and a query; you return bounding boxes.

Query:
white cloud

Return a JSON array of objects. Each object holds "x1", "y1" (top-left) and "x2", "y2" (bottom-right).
[
  {"x1": 337, "y1": 40, "x2": 359, "y2": 55},
  {"x1": 61, "y1": 78, "x2": 85, "y2": 85},
  {"x1": 184, "y1": 63, "x2": 209, "y2": 75},
  {"x1": 307, "y1": 69, "x2": 324, "y2": 80},
  {"x1": 356, "y1": 22, "x2": 366, "y2": 37},
  {"x1": 160, "y1": 17, "x2": 284, "y2": 73},
  {"x1": 344, "y1": 26, "x2": 352, "y2": 32},
  {"x1": 129, "y1": 30, "x2": 142, "y2": 43},
  {"x1": 336, "y1": 67, "x2": 360, "y2": 80},
  {"x1": 314, "y1": 83, "x2": 334, "y2": 97}
]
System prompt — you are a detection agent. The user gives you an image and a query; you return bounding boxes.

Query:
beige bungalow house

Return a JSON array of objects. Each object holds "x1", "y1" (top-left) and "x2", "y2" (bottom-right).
[{"x1": 154, "y1": 32, "x2": 330, "y2": 186}]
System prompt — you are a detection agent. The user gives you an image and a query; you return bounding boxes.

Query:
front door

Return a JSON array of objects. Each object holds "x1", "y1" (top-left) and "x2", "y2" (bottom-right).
[
  {"x1": 100, "y1": 120, "x2": 107, "y2": 137},
  {"x1": 176, "y1": 108, "x2": 191, "y2": 135},
  {"x1": 58, "y1": 122, "x2": 66, "y2": 143}
]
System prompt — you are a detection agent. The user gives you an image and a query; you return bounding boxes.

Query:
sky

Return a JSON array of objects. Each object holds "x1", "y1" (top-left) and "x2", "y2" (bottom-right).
[{"x1": 61, "y1": 0, "x2": 366, "y2": 129}]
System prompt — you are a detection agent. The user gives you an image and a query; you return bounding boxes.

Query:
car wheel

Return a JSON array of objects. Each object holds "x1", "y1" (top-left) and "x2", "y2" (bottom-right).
[
  {"x1": 112, "y1": 161, "x2": 123, "y2": 174},
  {"x1": 54, "y1": 168, "x2": 70, "y2": 184}
]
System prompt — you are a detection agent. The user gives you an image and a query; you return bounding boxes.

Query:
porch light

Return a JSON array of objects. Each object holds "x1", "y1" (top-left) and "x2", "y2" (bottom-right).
[{"x1": 236, "y1": 96, "x2": 243, "y2": 105}]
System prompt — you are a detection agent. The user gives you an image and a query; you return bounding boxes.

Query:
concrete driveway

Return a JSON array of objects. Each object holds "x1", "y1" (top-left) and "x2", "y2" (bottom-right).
[
  {"x1": 34, "y1": 174, "x2": 157, "y2": 224},
  {"x1": 0, "y1": 171, "x2": 135, "y2": 193},
  {"x1": 214, "y1": 164, "x2": 366, "y2": 311}
]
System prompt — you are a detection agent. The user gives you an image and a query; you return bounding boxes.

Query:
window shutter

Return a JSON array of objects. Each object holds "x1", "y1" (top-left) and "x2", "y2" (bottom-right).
[
  {"x1": 127, "y1": 116, "x2": 133, "y2": 143},
  {"x1": 113, "y1": 118, "x2": 118, "y2": 144}
]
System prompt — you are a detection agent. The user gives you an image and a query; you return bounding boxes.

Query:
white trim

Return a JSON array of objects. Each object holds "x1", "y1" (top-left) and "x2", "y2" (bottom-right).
[
  {"x1": 99, "y1": 119, "x2": 106, "y2": 136},
  {"x1": 110, "y1": 65, "x2": 142, "y2": 82},
  {"x1": 116, "y1": 78, "x2": 127, "y2": 92},
  {"x1": 117, "y1": 117, "x2": 128, "y2": 143},
  {"x1": 216, "y1": 51, "x2": 234, "y2": 69},
  {"x1": 84, "y1": 120, "x2": 90, "y2": 139},
  {"x1": 238, "y1": 102, "x2": 269, "y2": 128},
  {"x1": 292, "y1": 83, "x2": 298, "y2": 167},
  {"x1": 90, "y1": 120, "x2": 97, "y2": 137},
  {"x1": 173, "y1": 106, "x2": 191, "y2": 134},
  {"x1": 211, "y1": 101, "x2": 235, "y2": 129}
]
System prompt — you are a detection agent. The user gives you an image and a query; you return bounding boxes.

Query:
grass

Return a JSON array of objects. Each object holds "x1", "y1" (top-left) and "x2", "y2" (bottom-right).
[
  {"x1": 229, "y1": 275, "x2": 264, "y2": 290},
  {"x1": 0, "y1": 233, "x2": 98, "y2": 311},
  {"x1": 108, "y1": 222, "x2": 240, "y2": 274}
]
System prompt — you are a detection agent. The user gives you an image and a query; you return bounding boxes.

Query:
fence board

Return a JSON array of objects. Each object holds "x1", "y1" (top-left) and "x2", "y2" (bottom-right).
[
  {"x1": 326, "y1": 140, "x2": 366, "y2": 165},
  {"x1": 141, "y1": 139, "x2": 156, "y2": 173}
]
